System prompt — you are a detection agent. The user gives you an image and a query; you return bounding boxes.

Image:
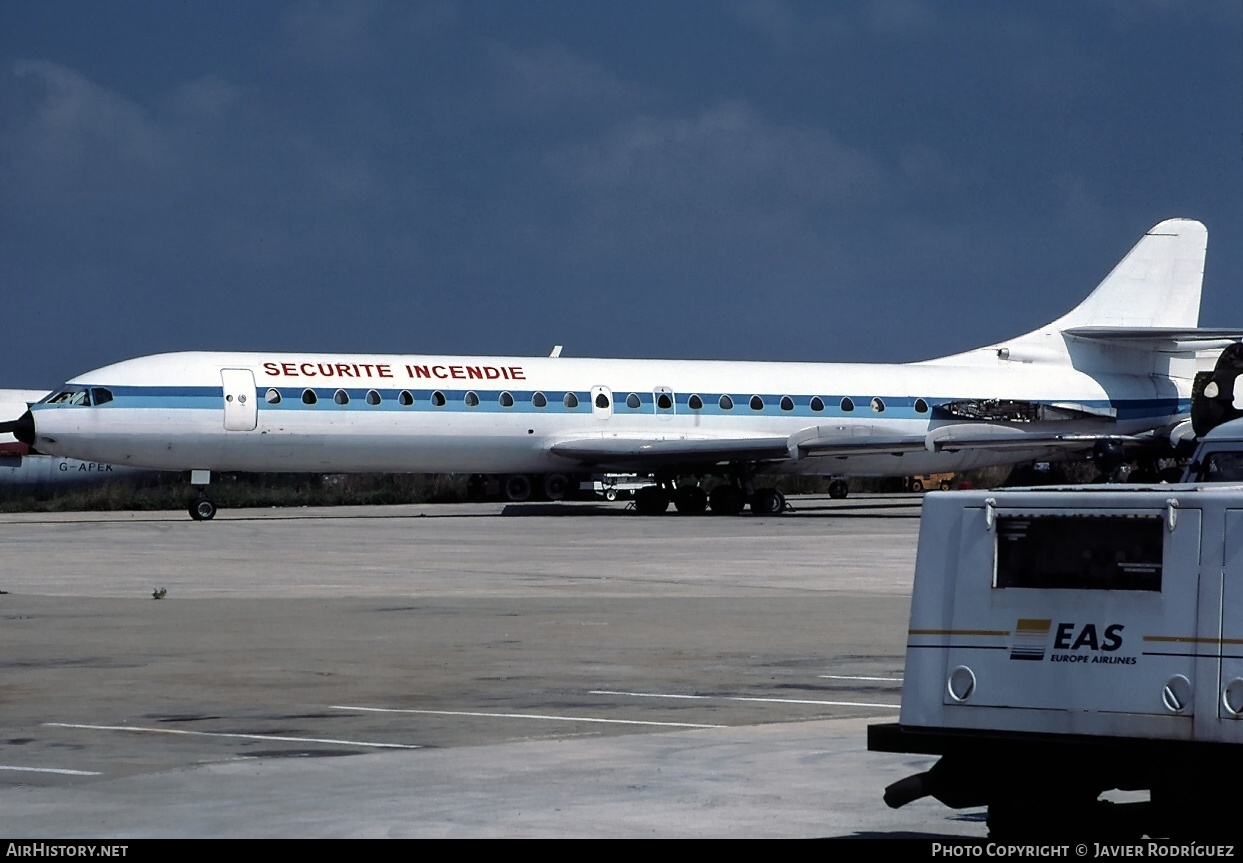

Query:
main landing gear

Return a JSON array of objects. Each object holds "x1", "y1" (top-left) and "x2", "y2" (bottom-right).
[{"x1": 631, "y1": 470, "x2": 788, "y2": 516}]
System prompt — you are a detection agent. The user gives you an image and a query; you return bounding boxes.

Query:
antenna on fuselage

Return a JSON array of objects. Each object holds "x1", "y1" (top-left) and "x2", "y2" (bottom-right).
[{"x1": 549, "y1": 345, "x2": 563, "y2": 358}]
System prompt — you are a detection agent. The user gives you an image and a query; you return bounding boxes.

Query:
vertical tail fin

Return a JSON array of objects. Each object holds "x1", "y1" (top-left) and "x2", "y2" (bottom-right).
[{"x1": 1042, "y1": 218, "x2": 1207, "y2": 333}]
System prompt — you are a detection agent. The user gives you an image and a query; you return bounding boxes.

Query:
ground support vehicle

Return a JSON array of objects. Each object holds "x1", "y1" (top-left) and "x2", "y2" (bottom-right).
[{"x1": 870, "y1": 483, "x2": 1243, "y2": 838}]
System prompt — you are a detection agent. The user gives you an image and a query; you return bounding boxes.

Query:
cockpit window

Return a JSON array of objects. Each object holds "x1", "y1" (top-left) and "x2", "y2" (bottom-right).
[
  {"x1": 48, "y1": 388, "x2": 90, "y2": 406},
  {"x1": 91, "y1": 388, "x2": 113, "y2": 406}
]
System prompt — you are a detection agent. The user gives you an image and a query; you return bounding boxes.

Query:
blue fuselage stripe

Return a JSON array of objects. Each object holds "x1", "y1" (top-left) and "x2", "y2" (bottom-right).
[{"x1": 33, "y1": 385, "x2": 1189, "y2": 422}]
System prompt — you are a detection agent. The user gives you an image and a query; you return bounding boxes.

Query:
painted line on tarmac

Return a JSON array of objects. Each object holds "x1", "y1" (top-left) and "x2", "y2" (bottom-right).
[
  {"x1": 332, "y1": 705, "x2": 724, "y2": 729},
  {"x1": 590, "y1": 690, "x2": 901, "y2": 709},
  {"x1": 0, "y1": 765, "x2": 102, "y2": 776},
  {"x1": 818, "y1": 674, "x2": 904, "y2": 683},
  {"x1": 45, "y1": 723, "x2": 421, "y2": 750}
]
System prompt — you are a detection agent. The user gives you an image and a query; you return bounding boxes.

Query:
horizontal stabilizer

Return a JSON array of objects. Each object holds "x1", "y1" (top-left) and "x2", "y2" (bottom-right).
[{"x1": 1064, "y1": 327, "x2": 1243, "y2": 349}]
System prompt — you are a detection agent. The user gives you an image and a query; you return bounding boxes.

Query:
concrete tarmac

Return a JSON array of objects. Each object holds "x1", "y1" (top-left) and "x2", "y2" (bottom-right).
[{"x1": 0, "y1": 494, "x2": 989, "y2": 839}]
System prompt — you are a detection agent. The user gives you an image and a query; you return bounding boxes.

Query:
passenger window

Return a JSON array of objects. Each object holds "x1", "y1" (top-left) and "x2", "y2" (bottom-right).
[
  {"x1": 780, "y1": 396, "x2": 794, "y2": 411},
  {"x1": 688, "y1": 394, "x2": 703, "y2": 410},
  {"x1": 302, "y1": 389, "x2": 318, "y2": 405},
  {"x1": 841, "y1": 397, "x2": 854, "y2": 412},
  {"x1": 749, "y1": 395, "x2": 764, "y2": 411},
  {"x1": 431, "y1": 391, "x2": 446, "y2": 407},
  {"x1": 533, "y1": 392, "x2": 548, "y2": 408},
  {"x1": 499, "y1": 391, "x2": 514, "y2": 408},
  {"x1": 366, "y1": 390, "x2": 381, "y2": 405},
  {"x1": 595, "y1": 392, "x2": 609, "y2": 409},
  {"x1": 810, "y1": 396, "x2": 824, "y2": 412},
  {"x1": 719, "y1": 395, "x2": 734, "y2": 410},
  {"x1": 465, "y1": 391, "x2": 480, "y2": 407},
  {"x1": 914, "y1": 398, "x2": 929, "y2": 414},
  {"x1": 334, "y1": 389, "x2": 350, "y2": 405},
  {"x1": 563, "y1": 392, "x2": 579, "y2": 409},
  {"x1": 626, "y1": 393, "x2": 641, "y2": 409},
  {"x1": 398, "y1": 390, "x2": 414, "y2": 406},
  {"x1": 871, "y1": 397, "x2": 885, "y2": 413},
  {"x1": 265, "y1": 388, "x2": 282, "y2": 404},
  {"x1": 656, "y1": 393, "x2": 672, "y2": 410}
]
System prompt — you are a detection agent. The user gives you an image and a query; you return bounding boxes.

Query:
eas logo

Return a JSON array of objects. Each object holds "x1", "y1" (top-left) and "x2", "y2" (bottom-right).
[
  {"x1": 1053, "y1": 622, "x2": 1124, "y2": 652},
  {"x1": 1009, "y1": 619, "x2": 1126, "y2": 662}
]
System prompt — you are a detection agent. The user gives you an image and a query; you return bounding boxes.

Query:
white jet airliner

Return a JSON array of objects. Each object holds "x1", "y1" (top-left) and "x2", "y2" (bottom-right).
[{"x1": 7, "y1": 218, "x2": 1238, "y2": 519}]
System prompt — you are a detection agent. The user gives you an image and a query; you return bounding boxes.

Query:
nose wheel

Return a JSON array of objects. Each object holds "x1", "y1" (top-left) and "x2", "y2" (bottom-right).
[{"x1": 189, "y1": 496, "x2": 217, "y2": 521}]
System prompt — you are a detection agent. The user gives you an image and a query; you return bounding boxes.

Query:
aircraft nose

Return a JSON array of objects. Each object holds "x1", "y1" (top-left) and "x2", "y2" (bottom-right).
[{"x1": 0, "y1": 410, "x2": 37, "y2": 447}]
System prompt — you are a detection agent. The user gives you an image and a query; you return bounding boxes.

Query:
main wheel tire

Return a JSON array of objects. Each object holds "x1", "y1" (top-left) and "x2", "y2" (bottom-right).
[
  {"x1": 910, "y1": 479, "x2": 924, "y2": 493},
  {"x1": 828, "y1": 480, "x2": 849, "y2": 499},
  {"x1": 673, "y1": 485, "x2": 708, "y2": 514},
  {"x1": 503, "y1": 474, "x2": 532, "y2": 502},
  {"x1": 751, "y1": 487, "x2": 784, "y2": 514},
  {"x1": 189, "y1": 498, "x2": 217, "y2": 521},
  {"x1": 467, "y1": 474, "x2": 488, "y2": 502},
  {"x1": 708, "y1": 484, "x2": 745, "y2": 515},
  {"x1": 542, "y1": 473, "x2": 570, "y2": 501},
  {"x1": 634, "y1": 485, "x2": 670, "y2": 515}
]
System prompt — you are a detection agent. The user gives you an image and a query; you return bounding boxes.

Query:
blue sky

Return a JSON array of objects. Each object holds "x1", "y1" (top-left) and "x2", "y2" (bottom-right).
[{"x1": 2, "y1": 1, "x2": 1241, "y2": 388}]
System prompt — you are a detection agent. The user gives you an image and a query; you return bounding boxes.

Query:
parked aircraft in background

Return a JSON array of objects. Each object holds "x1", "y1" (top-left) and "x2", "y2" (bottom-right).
[{"x1": 6, "y1": 218, "x2": 1237, "y2": 519}]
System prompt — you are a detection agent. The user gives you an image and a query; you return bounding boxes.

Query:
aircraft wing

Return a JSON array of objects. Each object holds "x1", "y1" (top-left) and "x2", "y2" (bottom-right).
[{"x1": 552, "y1": 421, "x2": 1147, "y2": 472}]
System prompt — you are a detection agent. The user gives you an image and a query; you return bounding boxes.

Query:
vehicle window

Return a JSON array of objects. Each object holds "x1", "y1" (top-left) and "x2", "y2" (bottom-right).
[
  {"x1": 780, "y1": 396, "x2": 794, "y2": 411},
  {"x1": 810, "y1": 396, "x2": 824, "y2": 412},
  {"x1": 749, "y1": 395, "x2": 764, "y2": 411},
  {"x1": 656, "y1": 392, "x2": 672, "y2": 410},
  {"x1": 563, "y1": 392, "x2": 579, "y2": 409},
  {"x1": 688, "y1": 394, "x2": 703, "y2": 410},
  {"x1": 626, "y1": 393, "x2": 641, "y2": 409},
  {"x1": 334, "y1": 389, "x2": 350, "y2": 405},
  {"x1": 499, "y1": 391, "x2": 514, "y2": 408},
  {"x1": 431, "y1": 391, "x2": 446, "y2": 407},
  {"x1": 302, "y1": 389, "x2": 318, "y2": 405},
  {"x1": 365, "y1": 390, "x2": 381, "y2": 405},
  {"x1": 841, "y1": 397, "x2": 854, "y2": 412},
  {"x1": 719, "y1": 395, "x2": 734, "y2": 410},
  {"x1": 265, "y1": 388, "x2": 282, "y2": 404},
  {"x1": 914, "y1": 398, "x2": 929, "y2": 414},
  {"x1": 995, "y1": 515, "x2": 1162, "y2": 591},
  {"x1": 871, "y1": 397, "x2": 885, "y2": 413},
  {"x1": 1197, "y1": 451, "x2": 1243, "y2": 482},
  {"x1": 398, "y1": 390, "x2": 414, "y2": 406},
  {"x1": 465, "y1": 391, "x2": 480, "y2": 407},
  {"x1": 90, "y1": 388, "x2": 113, "y2": 406},
  {"x1": 595, "y1": 392, "x2": 609, "y2": 409},
  {"x1": 532, "y1": 392, "x2": 547, "y2": 408}
]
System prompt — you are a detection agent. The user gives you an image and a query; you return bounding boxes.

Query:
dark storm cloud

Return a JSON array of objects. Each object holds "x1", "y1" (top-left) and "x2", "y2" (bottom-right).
[{"x1": 0, "y1": 1, "x2": 1240, "y2": 385}]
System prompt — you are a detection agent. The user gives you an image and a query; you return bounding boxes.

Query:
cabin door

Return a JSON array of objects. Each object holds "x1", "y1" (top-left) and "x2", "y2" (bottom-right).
[{"x1": 221, "y1": 368, "x2": 258, "y2": 431}]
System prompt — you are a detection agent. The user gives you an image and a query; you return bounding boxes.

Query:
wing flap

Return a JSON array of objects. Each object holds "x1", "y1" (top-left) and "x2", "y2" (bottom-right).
[
  {"x1": 549, "y1": 435, "x2": 790, "y2": 469},
  {"x1": 787, "y1": 424, "x2": 927, "y2": 458},
  {"x1": 925, "y1": 423, "x2": 1132, "y2": 453}
]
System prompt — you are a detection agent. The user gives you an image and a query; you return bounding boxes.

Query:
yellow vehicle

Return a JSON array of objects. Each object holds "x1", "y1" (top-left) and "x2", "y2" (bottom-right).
[{"x1": 903, "y1": 473, "x2": 953, "y2": 493}]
